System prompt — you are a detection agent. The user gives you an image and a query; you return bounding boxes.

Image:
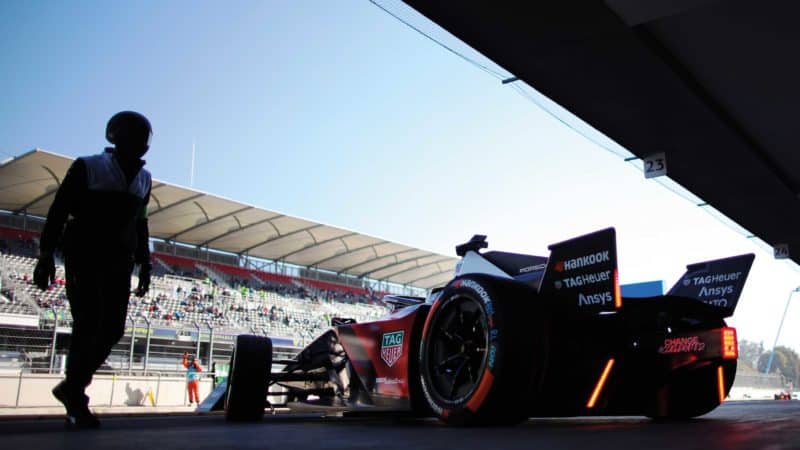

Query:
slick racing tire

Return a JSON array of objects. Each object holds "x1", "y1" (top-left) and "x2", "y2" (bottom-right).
[
  {"x1": 225, "y1": 334, "x2": 272, "y2": 422},
  {"x1": 647, "y1": 360, "x2": 736, "y2": 420},
  {"x1": 419, "y1": 275, "x2": 548, "y2": 426}
]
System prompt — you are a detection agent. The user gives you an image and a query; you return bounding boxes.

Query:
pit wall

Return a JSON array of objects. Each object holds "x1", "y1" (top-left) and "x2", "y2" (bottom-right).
[
  {"x1": 0, "y1": 372, "x2": 213, "y2": 408},
  {"x1": 728, "y1": 386, "x2": 793, "y2": 401}
]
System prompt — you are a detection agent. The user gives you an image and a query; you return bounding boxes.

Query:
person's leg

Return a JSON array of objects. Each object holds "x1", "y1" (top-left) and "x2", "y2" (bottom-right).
[
  {"x1": 55, "y1": 256, "x2": 103, "y2": 427},
  {"x1": 189, "y1": 380, "x2": 199, "y2": 404},
  {"x1": 62, "y1": 258, "x2": 103, "y2": 403},
  {"x1": 89, "y1": 260, "x2": 132, "y2": 376}
]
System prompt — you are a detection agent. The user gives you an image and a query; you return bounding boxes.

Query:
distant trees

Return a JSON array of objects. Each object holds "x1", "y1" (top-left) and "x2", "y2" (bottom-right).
[
  {"x1": 723, "y1": 338, "x2": 799, "y2": 386},
  {"x1": 757, "y1": 346, "x2": 800, "y2": 386},
  {"x1": 738, "y1": 339, "x2": 764, "y2": 369}
]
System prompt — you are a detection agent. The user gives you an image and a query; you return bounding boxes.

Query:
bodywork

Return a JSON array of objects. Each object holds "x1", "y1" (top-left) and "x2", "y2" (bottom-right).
[{"x1": 270, "y1": 228, "x2": 751, "y2": 418}]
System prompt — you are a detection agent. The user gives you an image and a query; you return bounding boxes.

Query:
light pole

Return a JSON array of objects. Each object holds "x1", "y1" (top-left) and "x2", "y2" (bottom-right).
[
  {"x1": 128, "y1": 315, "x2": 136, "y2": 375},
  {"x1": 764, "y1": 286, "x2": 800, "y2": 374}
]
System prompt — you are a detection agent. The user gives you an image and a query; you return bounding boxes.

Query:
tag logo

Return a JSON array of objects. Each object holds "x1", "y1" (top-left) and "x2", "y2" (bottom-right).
[{"x1": 380, "y1": 331, "x2": 404, "y2": 367}]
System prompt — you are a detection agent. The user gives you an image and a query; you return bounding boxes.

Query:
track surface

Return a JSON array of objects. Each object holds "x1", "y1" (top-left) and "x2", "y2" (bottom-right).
[{"x1": 1, "y1": 401, "x2": 798, "y2": 450}]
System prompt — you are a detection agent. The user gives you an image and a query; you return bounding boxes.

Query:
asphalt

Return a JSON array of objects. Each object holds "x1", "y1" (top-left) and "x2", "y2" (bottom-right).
[{"x1": 0, "y1": 401, "x2": 798, "y2": 450}]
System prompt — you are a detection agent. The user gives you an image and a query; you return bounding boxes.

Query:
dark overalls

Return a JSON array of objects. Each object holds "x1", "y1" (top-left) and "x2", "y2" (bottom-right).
[{"x1": 40, "y1": 149, "x2": 151, "y2": 402}]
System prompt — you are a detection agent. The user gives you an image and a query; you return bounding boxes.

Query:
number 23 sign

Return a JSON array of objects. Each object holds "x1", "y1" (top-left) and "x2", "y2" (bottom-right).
[{"x1": 644, "y1": 152, "x2": 667, "y2": 179}]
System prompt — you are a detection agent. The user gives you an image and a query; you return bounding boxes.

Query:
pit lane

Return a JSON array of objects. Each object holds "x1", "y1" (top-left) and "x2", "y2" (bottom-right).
[{"x1": 1, "y1": 401, "x2": 798, "y2": 450}]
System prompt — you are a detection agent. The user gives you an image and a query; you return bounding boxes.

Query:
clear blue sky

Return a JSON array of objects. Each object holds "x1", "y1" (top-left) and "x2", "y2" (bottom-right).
[{"x1": 2, "y1": 0, "x2": 798, "y2": 349}]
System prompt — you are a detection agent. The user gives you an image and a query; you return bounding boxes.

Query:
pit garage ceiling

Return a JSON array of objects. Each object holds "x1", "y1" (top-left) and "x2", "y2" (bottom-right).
[{"x1": 404, "y1": 0, "x2": 800, "y2": 264}]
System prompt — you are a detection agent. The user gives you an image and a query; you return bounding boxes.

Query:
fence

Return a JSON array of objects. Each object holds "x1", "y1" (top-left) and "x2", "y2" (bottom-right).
[
  {"x1": 0, "y1": 316, "x2": 300, "y2": 378},
  {"x1": 732, "y1": 372, "x2": 784, "y2": 390}
]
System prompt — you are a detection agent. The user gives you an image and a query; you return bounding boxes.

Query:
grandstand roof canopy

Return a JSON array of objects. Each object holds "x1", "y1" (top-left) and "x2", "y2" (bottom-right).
[
  {"x1": 405, "y1": 0, "x2": 800, "y2": 266},
  {"x1": 0, "y1": 149, "x2": 456, "y2": 289}
]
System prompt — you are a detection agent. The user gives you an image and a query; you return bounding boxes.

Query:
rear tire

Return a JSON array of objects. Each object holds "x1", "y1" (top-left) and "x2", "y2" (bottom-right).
[
  {"x1": 225, "y1": 334, "x2": 272, "y2": 422},
  {"x1": 419, "y1": 275, "x2": 548, "y2": 426}
]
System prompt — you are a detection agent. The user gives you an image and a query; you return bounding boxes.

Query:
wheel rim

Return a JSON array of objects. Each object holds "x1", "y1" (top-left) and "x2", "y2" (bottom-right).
[{"x1": 425, "y1": 294, "x2": 489, "y2": 404}]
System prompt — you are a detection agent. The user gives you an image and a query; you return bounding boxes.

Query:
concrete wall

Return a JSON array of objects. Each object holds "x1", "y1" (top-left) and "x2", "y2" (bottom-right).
[
  {"x1": 0, "y1": 372, "x2": 213, "y2": 408},
  {"x1": 728, "y1": 386, "x2": 794, "y2": 401}
]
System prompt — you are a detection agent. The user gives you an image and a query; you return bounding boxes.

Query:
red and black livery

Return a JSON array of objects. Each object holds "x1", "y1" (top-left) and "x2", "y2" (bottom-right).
[{"x1": 223, "y1": 228, "x2": 753, "y2": 425}]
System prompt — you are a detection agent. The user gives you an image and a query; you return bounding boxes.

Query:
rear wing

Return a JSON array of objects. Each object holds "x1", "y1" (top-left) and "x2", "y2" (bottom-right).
[
  {"x1": 539, "y1": 227, "x2": 621, "y2": 313},
  {"x1": 666, "y1": 253, "x2": 755, "y2": 317}
]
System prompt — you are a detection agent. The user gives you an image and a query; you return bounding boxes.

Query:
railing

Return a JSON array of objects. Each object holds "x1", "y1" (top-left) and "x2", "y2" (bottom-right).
[{"x1": 733, "y1": 372, "x2": 785, "y2": 389}]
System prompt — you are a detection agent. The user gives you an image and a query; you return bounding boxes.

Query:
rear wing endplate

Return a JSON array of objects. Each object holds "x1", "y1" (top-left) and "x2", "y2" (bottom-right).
[
  {"x1": 666, "y1": 253, "x2": 755, "y2": 317},
  {"x1": 539, "y1": 227, "x2": 621, "y2": 313}
]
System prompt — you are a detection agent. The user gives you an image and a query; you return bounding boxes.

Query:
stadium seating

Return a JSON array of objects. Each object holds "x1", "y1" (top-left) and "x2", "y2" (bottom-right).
[{"x1": 0, "y1": 230, "x2": 389, "y2": 341}]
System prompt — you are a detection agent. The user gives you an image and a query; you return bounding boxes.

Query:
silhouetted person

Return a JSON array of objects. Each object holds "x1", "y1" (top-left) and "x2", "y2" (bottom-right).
[{"x1": 34, "y1": 111, "x2": 153, "y2": 428}]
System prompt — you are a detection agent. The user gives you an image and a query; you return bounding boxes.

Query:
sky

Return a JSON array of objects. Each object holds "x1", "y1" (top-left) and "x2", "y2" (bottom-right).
[{"x1": 1, "y1": 1, "x2": 799, "y2": 351}]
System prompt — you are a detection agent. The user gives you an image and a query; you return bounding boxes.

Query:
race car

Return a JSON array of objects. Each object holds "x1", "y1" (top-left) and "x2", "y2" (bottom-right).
[
  {"x1": 220, "y1": 228, "x2": 753, "y2": 425},
  {"x1": 774, "y1": 390, "x2": 794, "y2": 400}
]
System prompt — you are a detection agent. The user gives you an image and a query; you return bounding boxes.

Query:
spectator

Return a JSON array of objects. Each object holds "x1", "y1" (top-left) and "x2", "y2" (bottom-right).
[{"x1": 182, "y1": 352, "x2": 202, "y2": 405}]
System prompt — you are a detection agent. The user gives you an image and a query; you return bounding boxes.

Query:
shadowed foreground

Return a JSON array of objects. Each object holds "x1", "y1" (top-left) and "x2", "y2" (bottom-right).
[{"x1": 0, "y1": 401, "x2": 798, "y2": 450}]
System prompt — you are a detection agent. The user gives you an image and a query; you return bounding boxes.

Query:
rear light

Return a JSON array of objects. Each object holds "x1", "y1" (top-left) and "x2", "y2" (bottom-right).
[
  {"x1": 613, "y1": 269, "x2": 622, "y2": 309},
  {"x1": 717, "y1": 365, "x2": 726, "y2": 403},
  {"x1": 586, "y1": 358, "x2": 615, "y2": 408},
  {"x1": 721, "y1": 327, "x2": 738, "y2": 359}
]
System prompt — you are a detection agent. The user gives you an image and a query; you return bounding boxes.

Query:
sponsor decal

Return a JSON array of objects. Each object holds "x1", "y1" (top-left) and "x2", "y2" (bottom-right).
[
  {"x1": 380, "y1": 331, "x2": 404, "y2": 367},
  {"x1": 376, "y1": 377, "x2": 403, "y2": 385},
  {"x1": 690, "y1": 272, "x2": 742, "y2": 285},
  {"x1": 699, "y1": 285, "x2": 734, "y2": 297},
  {"x1": 682, "y1": 278, "x2": 691, "y2": 287},
  {"x1": 561, "y1": 270, "x2": 611, "y2": 289},
  {"x1": 578, "y1": 291, "x2": 613, "y2": 306},
  {"x1": 658, "y1": 336, "x2": 706, "y2": 354},
  {"x1": 454, "y1": 261, "x2": 462, "y2": 276},
  {"x1": 554, "y1": 280, "x2": 563, "y2": 290},
  {"x1": 459, "y1": 279, "x2": 494, "y2": 316},
  {"x1": 554, "y1": 261, "x2": 565, "y2": 272},
  {"x1": 562, "y1": 251, "x2": 610, "y2": 271},
  {"x1": 519, "y1": 263, "x2": 546, "y2": 274},
  {"x1": 702, "y1": 298, "x2": 728, "y2": 307},
  {"x1": 490, "y1": 329, "x2": 499, "y2": 342},
  {"x1": 487, "y1": 344, "x2": 497, "y2": 369}
]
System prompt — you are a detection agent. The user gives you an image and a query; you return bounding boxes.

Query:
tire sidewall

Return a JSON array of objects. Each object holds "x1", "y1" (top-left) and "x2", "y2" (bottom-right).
[
  {"x1": 419, "y1": 276, "x2": 507, "y2": 423},
  {"x1": 225, "y1": 334, "x2": 271, "y2": 421}
]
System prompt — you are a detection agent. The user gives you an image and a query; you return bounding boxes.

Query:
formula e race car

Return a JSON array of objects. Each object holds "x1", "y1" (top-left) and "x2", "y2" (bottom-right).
[{"x1": 219, "y1": 228, "x2": 753, "y2": 425}]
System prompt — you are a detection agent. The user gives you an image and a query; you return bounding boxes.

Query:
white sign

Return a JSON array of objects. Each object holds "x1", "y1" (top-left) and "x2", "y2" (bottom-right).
[
  {"x1": 643, "y1": 152, "x2": 667, "y2": 178},
  {"x1": 774, "y1": 244, "x2": 790, "y2": 260}
]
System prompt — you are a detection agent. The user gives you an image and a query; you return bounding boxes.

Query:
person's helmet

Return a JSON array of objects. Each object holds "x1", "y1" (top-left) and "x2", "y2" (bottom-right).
[{"x1": 106, "y1": 111, "x2": 152, "y2": 147}]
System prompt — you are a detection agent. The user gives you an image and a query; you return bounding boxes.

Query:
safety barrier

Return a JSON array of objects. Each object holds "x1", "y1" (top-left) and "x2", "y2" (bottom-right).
[{"x1": 0, "y1": 371, "x2": 214, "y2": 408}]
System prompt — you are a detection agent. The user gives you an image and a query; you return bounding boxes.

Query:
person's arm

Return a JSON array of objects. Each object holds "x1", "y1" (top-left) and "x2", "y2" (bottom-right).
[
  {"x1": 182, "y1": 352, "x2": 189, "y2": 368},
  {"x1": 39, "y1": 159, "x2": 87, "y2": 255},
  {"x1": 134, "y1": 184, "x2": 151, "y2": 266},
  {"x1": 34, "y1": 160, "x2": 86, "y2": 289},
  {"x1": 134, "y1": 184, "x2": 152, "y2": 297}
]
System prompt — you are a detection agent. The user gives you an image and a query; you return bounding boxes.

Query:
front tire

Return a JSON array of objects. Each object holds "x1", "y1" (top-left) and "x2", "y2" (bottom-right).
[
  {"x1": 225, "y1": 334, "x2": 272, "y2": 422},
  {"x1": 419, "y1": 275, "x2": 548, "y2": 426}
]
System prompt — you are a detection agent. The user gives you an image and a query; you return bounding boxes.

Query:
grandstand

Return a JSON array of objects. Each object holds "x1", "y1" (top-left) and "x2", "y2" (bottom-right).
[
  {"x1": 0, "y1": 235, "x2": 388, "y2": 351},
  {"x1": 0, "y1": 149, "x2": 458, "y2": 375}
]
